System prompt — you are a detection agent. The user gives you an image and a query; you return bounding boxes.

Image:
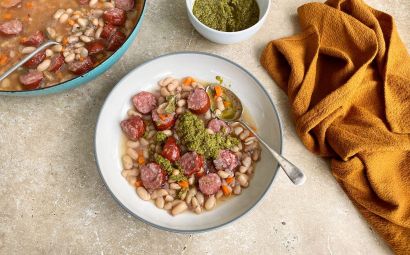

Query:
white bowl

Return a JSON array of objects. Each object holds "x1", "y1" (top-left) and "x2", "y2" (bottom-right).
[
  {"x1": 185, "y1": 0, "x2": 271, "y2": 44},
  {"x1": 95, "y1": 52, "x2": 282, "y2": 232}
]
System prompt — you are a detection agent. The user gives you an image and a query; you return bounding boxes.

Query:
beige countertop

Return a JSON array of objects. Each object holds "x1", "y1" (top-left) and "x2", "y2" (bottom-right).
[{"x1": 1, "y1": 0, "x2": 409, "y2": 254}]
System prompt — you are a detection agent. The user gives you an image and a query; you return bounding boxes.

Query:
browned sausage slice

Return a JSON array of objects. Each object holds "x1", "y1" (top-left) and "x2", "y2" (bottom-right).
[
  {"x1": 20, "y1": 31, "x2": 46, "y2": 47},
  {"x1": 103, "y1": 8, "x2": 126, "y2": 26},
  {"x1": 23, "y1": 51, "x2": 46, "y2": 69},
  {"x1": 151, "y1": 109, "x2": 176, "y2": 131},
  {"x1": 19, "y1": 71, "x2": 43, "y2": 90},
  {"x1": 48, "y1": 54, "x2": 65, "y2": 72},
  {"x1": 0, "y1": 19, "x2": 23, "y2": 35},
  {"x1": 68, "y1": 57, "x2": 93, "y2": 75},
  {"x1": 115, "y1": 0, "x2": 134, "y2": 11},
  {"x1": 179, "y1": 152, "x2": 204, "y2": 176},
  {"x1": 213, "y1": 150, "x2": 239, "y2": 171},
  {"x1": 0, "y1": 0, "x2": 21, "y2": 8},
  {"x1": 86, "y1": 40, "x2": 105, "y2": 55},
  {"x1": 106, "y1": 31, "x2": 126, "y2": 51},
  {"x1": 198, "y1": 173, "x2": 221, "y2": 195},
  {"x1": 140, "y1": 163, "x2": 166, "y2": 190},
  {"x1": 100, "y1": 24, "x2": 118, "y2": 40},
  {"x1": 187, "y1": 88, "x2": 210, "y2": 114},
  {"x1": 132, "y1": 91, "x2": 157, "y2": 114},
  {"x1": 120, "y1": 115, "x2": 145, "y2": 141}
]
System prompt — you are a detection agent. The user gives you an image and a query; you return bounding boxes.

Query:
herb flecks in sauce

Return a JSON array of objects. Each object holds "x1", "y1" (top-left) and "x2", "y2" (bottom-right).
[
  {"x1": 176, "y1": 112, "x2": 239, "y2": 159},
  {"x1": 154, "y1": 154, "x2": 187, "y2": 181},
  {"x1": 154, "y1": 132, "x2": 168, "y2": 143},
  {"x1": 192, "y1": 0, "x2": 260, "y2": 32}
]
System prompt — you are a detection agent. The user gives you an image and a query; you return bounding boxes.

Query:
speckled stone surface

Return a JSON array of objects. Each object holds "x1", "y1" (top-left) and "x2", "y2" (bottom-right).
[{"x1": 1, "y1": 0, "x2": 409, "y2": 254}]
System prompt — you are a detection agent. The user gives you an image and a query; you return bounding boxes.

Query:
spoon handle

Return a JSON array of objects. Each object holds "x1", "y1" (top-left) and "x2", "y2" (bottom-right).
[
  {"x1": 0, "y1": 40, "x2": 59, "y2": 83},
  {"x1": 238, "y1": 120, "x2": 306, "y2": 186}
]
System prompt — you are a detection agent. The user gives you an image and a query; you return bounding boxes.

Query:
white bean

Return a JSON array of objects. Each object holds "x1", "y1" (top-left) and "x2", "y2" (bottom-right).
[
  {"x1": 126, "y1": 175, "x2": 136, "y2": 185},
  {"x1": 181, "y1": 85, "x2": 192, "y2": 92},
  {"x1": 231, "y1": 146, "x2": 240, "y2": 153},
  {"x1": 252, "y1": 150, "x2": 260, "y2": 161},
  {"x1": 59, "y1": 13, "x2": 69, "y2": 23},
  {"x1": 159, "y1": 77, "x2": 173, "y2": 87},
  {"x1": 188, "y1": 175, "x2": 195, "y2": 185},
  {"x1": 45, "y1": 49, "x2": 54, "y2": 57},
  {"x1": 65, "y1": 53, "x2": 75, "y2": 63},
  {"x1": 171, "y1": 202, "x2": 188, "y2": 215},
  {"x1": 155, "y1": 197, "x2": 165, "y2": 209},
  {"x1": 167, "y1": 80, "x2": 178, "y2": 92},
  {"x1": 126, "y1": 140, "x2": 140, "y2": 149},
  {"x1": 204, "y1": 111, "x2": 212, "y2": 120},
  {"x1": 56, "y1": 36, "x2": 63, "y2": 43},
  {"x1": 216, "y1": 190, "x2": 223, "y2": 199},
  {"x1": 89, "y1": 0, "x2": 98, "y2": 7},
  {"x1": 239, "y1": 165, "x2": 248, "y2": 174},
  {"x1": 242, "y1": 156, "x2": 252, "y2": 168},
  {"x1": 52, "y1": 44, "x2": 63, "y2": 53},
  {"x1": 46, "y1": 27, "x2": 56, "y2": 38},
  {"x1": 21, "y1": 47, "x2": 36, "y2": 54},
  {"x1": 177, "y1": 99, "x2": 186, "y2": 107},
  {"x1": 164, "y1": 202, "x2": 173, "y2": 210},
  {"x1": 247, "y1": 166, "x2": 254, "y2": 175},
  {"x1": 237, "y1": 174, "x2": 248, "y2": 187},
  {"x1": 136, "y1": 187, "x2": 150, "y2": 201},
  {"x1": 66, "y1": 8, "x2": 73, "y2": 14},
  {"x1": 1, "y1": 78, "x2": 10, "y2": 88},
  {"x1": 122, "y1": 155, "x2": 133, "y2": 170},
  {"x1": 68, "y1": 36, "x2": 79, "y2": 43},
  {"x1": 218, "y1": 170, "x2": 230, "y2": 179},
  {"x1": 139, "y1": 138, "x2": 149, "y2": 146},
  {"x1": 239, "y1": 130, "x2": 250, "y2": 140},
  {"x1": 126, "y1": 148, "x2": 138, "y2": 160},
  {"x1": 162, "y1": 130, "x2": 172, "y2": 136},
  {"x1": 234, "y1": 126, "x2": 243, "y2": 136},
  {"x1": 165, "y1": 195, "x2": 174, "y2": 202},
  {"x1": 160, "y1": 87, "x2": 170, "y2": 97},
  {"x1": 191, "y1": 197, "x2": 199, "y2": 208},
  {"x1": 95, "y1": 27, "x2": 103, "y2": 39},
  {"x1": 196, "y1": 192, "x2": 204, "y2": 205},
  {"x1": 233, "y1": 185, "x2": 242, "y2": 195},
  {"x1": 206, "y1": 128, "x2": 215, "y2": 135},
  {"x1": 217, "y1": 100, "x2": 225, "y2": 112},
  {"x1": 37, "y1": 59, "x2": 51, "y2": 72},
  {"x1": 53, "y1": 9, "x2": 65, "y2": 20},
  {"x1": 194, "y1": 206, "x2": 202, "y2": 214},
  {"x1": 121, "y1": 169, "x2": 138, "y2": 178},
  {"x1": 170, "y1": 183, "x2": 181, "y2": 190},
  {"x1": 204, "y1": 195, "x2": 216, "y2": 210}
]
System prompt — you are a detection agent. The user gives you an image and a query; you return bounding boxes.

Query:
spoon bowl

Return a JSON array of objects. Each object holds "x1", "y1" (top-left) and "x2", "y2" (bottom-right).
[{"x1": 206, "y1": 85, "x2": 306, "y2": 186}]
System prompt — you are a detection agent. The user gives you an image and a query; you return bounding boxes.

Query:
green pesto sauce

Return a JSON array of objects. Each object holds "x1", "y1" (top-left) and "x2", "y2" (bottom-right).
[
  {"x1": 154, "y1": 132, "x2": 168, "y2": 143},
  {"x1": 176, "y1": 112, "x2": 239, "y2": 159},
  {"x1": 192, "y1": 0, "x2": 260, "y2": 32},
  {"x1": 154, "y1": 154, "x2": 187, "y2": 181}
]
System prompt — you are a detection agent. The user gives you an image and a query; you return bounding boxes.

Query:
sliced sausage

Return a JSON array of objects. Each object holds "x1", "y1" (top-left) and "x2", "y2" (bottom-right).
[
  {"x1": 19, "y1": 71, "x2": 43, "y2": 90},
  {"x1": 106, "y1": 31, "x2": 126, "y2": 51},
  {"x1": 20, "y1": 31, "x2": 46, "y2": 47},
  {"x1": 152, "y1": 109, "x2": 176, "y2": 131},
  {"x1": 0, "y1": 0, "x2": 21, "y2": 8},
  {"x1": 204, "y1": 159, "x2": 217, "y2": 174},
  {"x1": 48, "y1": 54, "x2": 65, "y2": 72},
  {"x1": 120, "y1": 115, "x2": 145, "y2": 141},
  {"x1": 86, "y1": 40, "x2": 105, "y2": 55},
  {"x1": 140, "y1": 163, "x2": 166, "y2": 190},
  {"x1": 213, "y1": 150, "x2": 239, "y2": 171},
  {"x1": 0, "y1": 19, "x2": 23, "y2": 36},
  {"x1": 68, "y1": 57, "x2": 93, "y2": 75},
  {"x1": 78, "y1": 0, "x2": 89, "y2": 4},
  {"x1": 100, "y1": 24, "x2": 118, "y2": 40},
  {"x1": 23, "y1": 51, "x2": 46, "y2": 69},
  {"x1": 187, "y1": 88, "x2": 210, "y2": 114},
  {"x1": 132, "y1": 91, "x2": 157, "y2": 114},
  {"x1": 179, "y1": 152, "x2": 204, "y2": 176},
  {"x1": 161, "y1": 137, "x2": 180, "y2": 163},
  {"x1": 198, "y1": 173, "x2": 221, "y2": 195},
  {"x1": 103, "y1": 8, "x2": 126, "y2": 26},
  {"x1": 207, "y1": 118, "x2": 231, "y2": 134},
  {"x1": 115, "y1": 0, "x2": 134, "y2": 11}
]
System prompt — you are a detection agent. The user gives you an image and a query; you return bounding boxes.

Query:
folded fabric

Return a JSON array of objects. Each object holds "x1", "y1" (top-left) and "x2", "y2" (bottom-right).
[{"x1": 260, "y1": 0, "x2": 410, "y2": 253}]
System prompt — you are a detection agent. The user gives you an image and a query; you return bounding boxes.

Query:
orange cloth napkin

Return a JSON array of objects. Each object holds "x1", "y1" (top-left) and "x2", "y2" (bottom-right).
[{"x1": 260, "y1": 0, "x2": 410, "y2": 253}]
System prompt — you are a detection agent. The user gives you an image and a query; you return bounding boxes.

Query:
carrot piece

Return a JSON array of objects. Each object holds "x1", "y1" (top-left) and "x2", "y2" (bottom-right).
[
  {"x1": 214, "y1": 85, "x2": 223, "y2": 98},
  {"x1": 137, "y1": 150, "x2": 145, "y2": 165},
  {"x1": 183, "y1": 76, "x2": 195, "y2": 86},
  {"x1": 135, "y1": 179, "x2": 143, "y2": 187},
  {"x1": 62, "y1": 37, "x2": 68, "y2": 46},
  {"x1": 158, "y1": 113, "x2": 170, "y2": 121},
  {"x1": 178, "y1": 180, "x2": 189, "y2": 189},
  {"x1": 221, "y1": 185, "x2": 231, "y2": 196},
  {"x1": 2, "y1": 12, "x2": 12, "y2": 20},
  {"x1": 25, "y1": 1, "x2": 34, "y2": 8},
  {"x1": 68, "y1": 19, "x2": 75, "y2": 26},
  {"x1": 226, "y1": 177, "x2": 234, "y2": 185},
  {"x1": 223, "y1": 100, "x2": 231, "y2": 107},
  {"x1": 0, "y1": 54, "x2": 9, "y2": 66}
]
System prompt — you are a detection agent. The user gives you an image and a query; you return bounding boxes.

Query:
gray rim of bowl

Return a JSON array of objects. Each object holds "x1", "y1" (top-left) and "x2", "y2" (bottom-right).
[
  {"x1": 2, "y1": 0, "x2": 147, "y2": 94},
  {"x1": 94, "y1": 51, "x2": 283, "y2": 234},
  {"x1": 185, "y1": 0, "x2": 271, "y2": 35}
]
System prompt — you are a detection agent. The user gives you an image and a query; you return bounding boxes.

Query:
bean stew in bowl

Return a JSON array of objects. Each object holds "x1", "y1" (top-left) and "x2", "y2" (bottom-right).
[{"x1": 0, "y1": 0, "x2": 145, "y2": 92}]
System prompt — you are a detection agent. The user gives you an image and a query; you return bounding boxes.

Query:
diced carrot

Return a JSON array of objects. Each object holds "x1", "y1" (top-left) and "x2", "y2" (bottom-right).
[
  {"x1": 2, "y1": 12, "x2": 12, "y2": 20},
  {"x1": 62, "y1": 37, "x2": 68, "y2": 46},
  {"x1": 25, "y1": 1, "x2": 34, "y2": 8},
  {"x1": 135, "y1": 179, "x2": 143, "y2": 187},
  {"x1": 158, "y1": 113, "x2": 170, "y2": 121},
  {"x1": 214, "y1": 85, "x2": 223, "y2": 98},
  {"x1": 221, "y1": 185, "x2": 231, "y2": 196},
  {"x1": 178, "y1": 180, "x2": 189, "y2": 189},
  {"x1": 223, "y1": 101, "x2": 231, "y2": 107},
  {"x1": 183, "y1": 76, "x2": 195, "y2": 86},
  {"x1": 68, "y1": 19, "x2": 75, "y2": 26},
  {"x1": 79, "y1": 56, "x2": 85, "y2": 62},
  {"x1": 138, "y1": 156, "x2": 145, "y2": 165},
  {"x1": 0, "y1": 54, "x2": 9, "y2": 66},
  {"x1": 226, "y1": 177, "x2": 234, "y2": 185}
]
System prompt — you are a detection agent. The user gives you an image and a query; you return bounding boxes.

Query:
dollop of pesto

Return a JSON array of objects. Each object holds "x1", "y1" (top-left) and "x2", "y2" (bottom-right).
[
  {"x1": 154, "y1": 132, "x2": 168, "y2": 143},
  {"x1": 154, "y1": 154, "x2": 188, "y2": 181},
  {"x1": 176, "y1": 112, "x2": 239, "y2": 158},
  {"x1": 192, "y1": 0, "x2": 260, "y2": 32}
]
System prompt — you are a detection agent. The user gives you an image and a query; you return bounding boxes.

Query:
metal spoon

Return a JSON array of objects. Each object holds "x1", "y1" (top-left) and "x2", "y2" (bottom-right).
[
  {"x1": 206, "y1": 85, "x2": 306, "y2": 186},
  {"x1": 0, "y1": 40, "x2": 59, "y2": 83}
]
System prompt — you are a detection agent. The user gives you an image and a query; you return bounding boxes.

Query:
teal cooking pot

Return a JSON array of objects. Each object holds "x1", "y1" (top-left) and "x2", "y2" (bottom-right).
[{"x1": 0, "y1": 0, "x2": 146, "y2": 96}]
